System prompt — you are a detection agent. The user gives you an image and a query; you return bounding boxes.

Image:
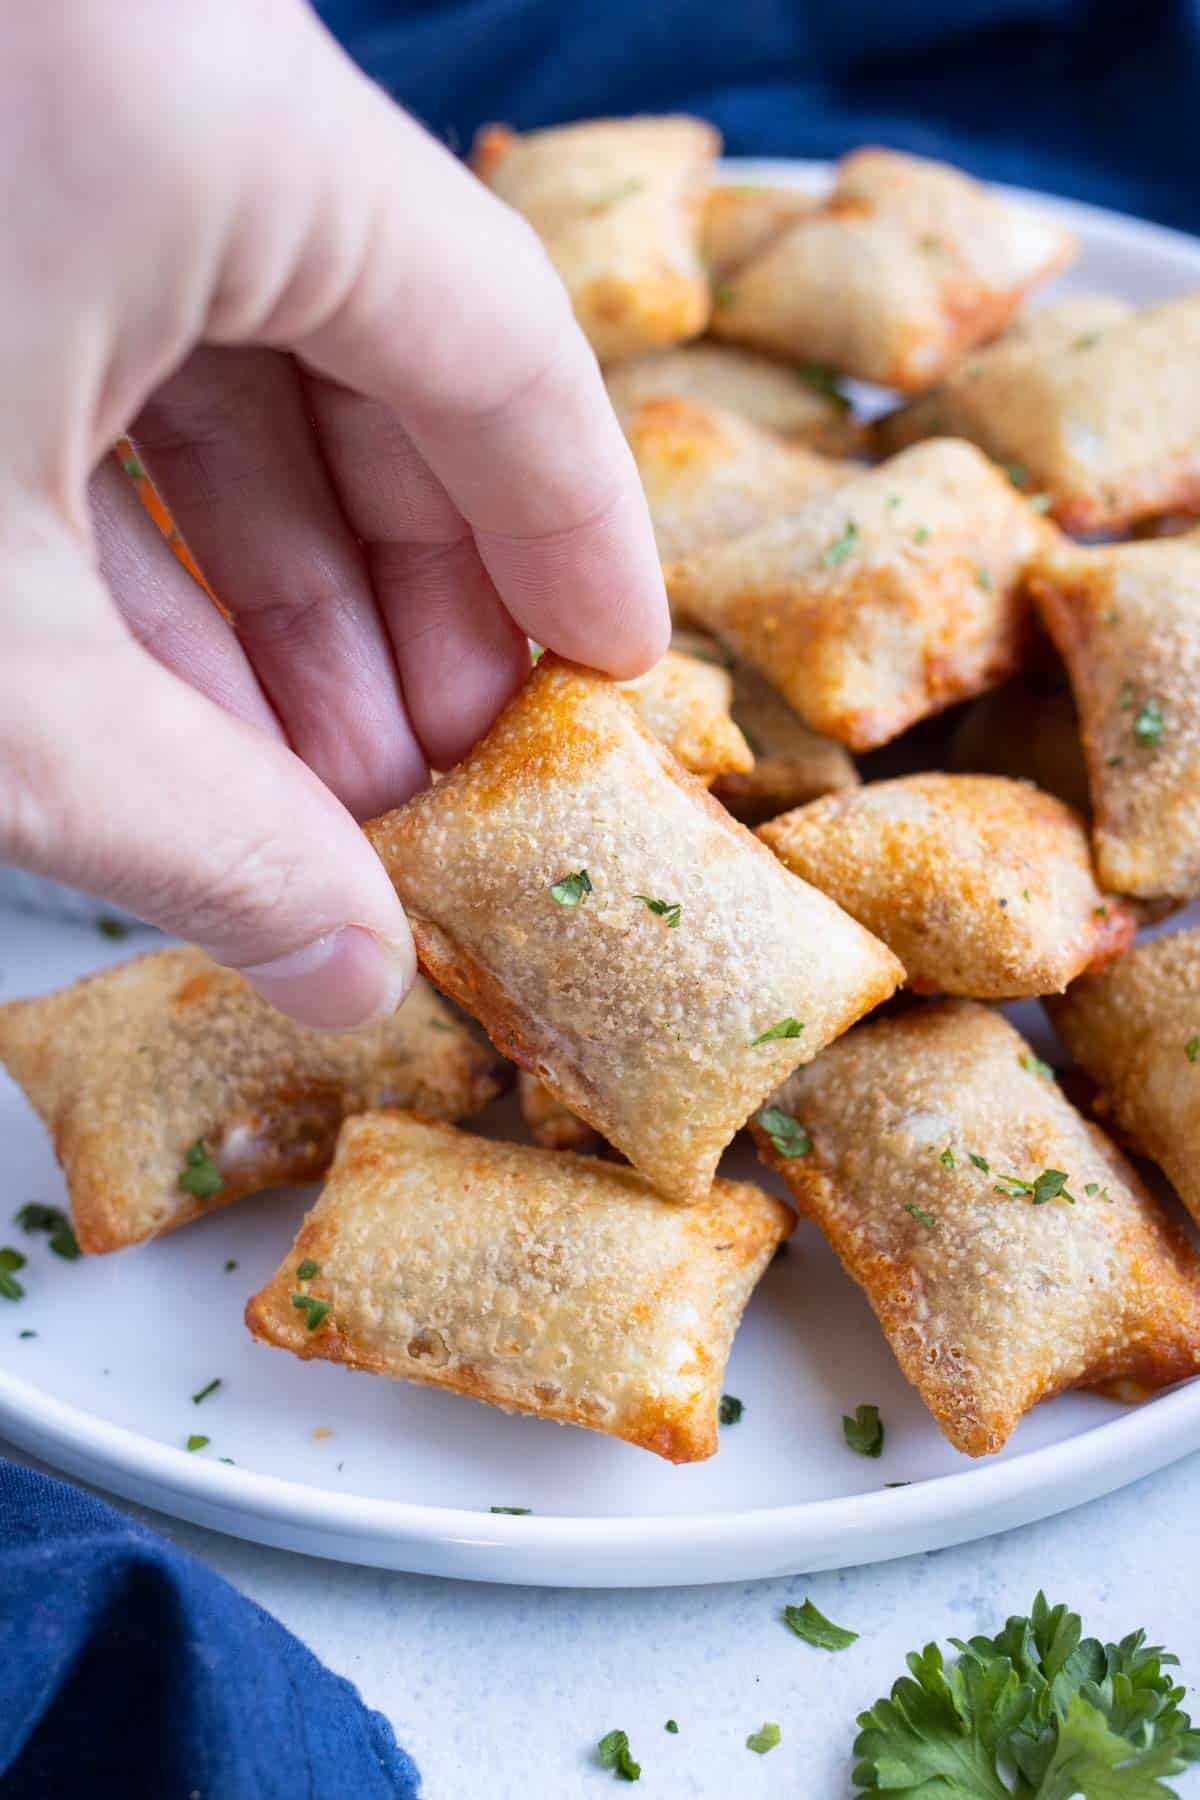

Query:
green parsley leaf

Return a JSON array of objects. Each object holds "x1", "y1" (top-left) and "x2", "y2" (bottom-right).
[
  {"x1": 939, "y1": 1146, "x2": 955, "y2": 1168},
  {"x1": 799, "y1": 362, "x2": 851, "y2": 410},
  {"x1": 1004, "y1": 462, "x2": 1028, "y2": 489},
  {"x1": 178, "y1": 1140, "x2": 223, "y2": 1198},
  {"x1": 1119, "y1": 679, "x2": 1136, "y2": 710},
  {"x1": 754, "y1": 1106, "x2": 812, "y2": 1158},
  {"x1": 665, "y1": 1720, "x2": 679, "y2": 1734},
  {"x1": 291, "y1": 1294, "x2": 331, "y2": 1331},
  {"x1": 296, "y1": 1258, "x2": 320, "y2": 1281},
  {"x1": 719, "y1": 1394, "x2": 744, "y2": 1426},
  {"x1": 489, "y1": 1506, "x2": 531, "y2": 1514},
  {"x1": 192, "y1": 1378, "x2": 221, "y2": 1405},
  {"x1": 596, "y1": 1728, "x2": 641, "y2": 1781},
  {"x1": 1033, "y1": 1168, "x2": 1075, "y2": 1206},
  {"x1": 219, "y1": 1457, "x2": 236, "y2": 1465},
  {"x1": 1074, "y1": 331, "x2": 1100, "y2": 349},
  {"x1": 224, "y1": 1259, "x2": 238, "y2": 1273},
  {"x1": 750, "y1": 1016, "x2": 804, "y2": 1045},
  {"x1": 19, "y1": 1328, "x2": 36, "y2": 1339},
  {"x1": 549, "y1": 869, "x2": 592, "y2": 906},
  {"x1": 0, "y1": 1247, "x2": 27, "y2": 1302},
  {"x1": 912, "y1": 526, "x2": 930, "y2": 544},
  {"x1": 1020, "y1": 1052, "x2": 1054, "y2": 1081},
  {"x1": 824, "y1": 520, "x2": 859, "y2": 567},
  {"x1": 1028, "y1": 492, "x2": 1053, "y2": 512},
  {"x1": 784, "y1": 1599, "x2": 860, "y2": 1651},
  {"x1": 186, "y1": 1434, "x2": 210, "y2": 1453},
  {"x1": 633, "y1": 895, "x2": 682, "y2": 928},
  {"x1": 1187, "y1": 1037, "x2": 1200, "y2": 1063},
  {"x1": 121, "y1": 453, "x2": 146, "y2": 480},
  {"x1": 904, "y1": 1203, "x2": 936, "y2": 1229},
  {"x1": 844, "y1": 1403, "x2": 885, "y2": 1458},
  {"x1": 96, "y1": 914, "x2": 130, "y2": 940},
  {"x1": 49, "y1": 1221, "x2": 80, "y2": 1260},
  {"x1": 746, "y1": 1722, "x2": 781, "y2": 1755},
  {"x1": 1134, "y1": 696, "x2": 1165, "y2": 748},
  {"x1": 15, "y1": 1203, "x2": 80, "y2": 1260},
  {"x1": 969, "y1": 1152, "x2": 990, "y2": 1172},
  {"x1": 1084, "y1": 1182, "x2": 1099, "y2": 1196},
  {"x1": 976, "y1": 566, "x2": 993, "y2": 591}
]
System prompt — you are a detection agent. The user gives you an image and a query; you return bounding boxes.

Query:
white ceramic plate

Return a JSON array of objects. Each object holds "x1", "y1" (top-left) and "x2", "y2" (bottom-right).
[{"x1": 3, "y1": 163, "x2": 1200, "y2": 1588}]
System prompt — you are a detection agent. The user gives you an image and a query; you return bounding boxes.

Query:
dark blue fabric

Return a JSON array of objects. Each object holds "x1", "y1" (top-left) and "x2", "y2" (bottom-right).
[
  {"x1": 318, "y1": 0, "x2": 1200, "y2": 234},
  {"x1": 0, "y1": 1458, "x2": 420, "y2": 1800}
]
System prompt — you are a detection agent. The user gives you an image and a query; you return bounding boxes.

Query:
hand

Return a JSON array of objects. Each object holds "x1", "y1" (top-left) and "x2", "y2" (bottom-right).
[{"x1": 0, "y1": 0, "x2": 668, "y2": 1027}]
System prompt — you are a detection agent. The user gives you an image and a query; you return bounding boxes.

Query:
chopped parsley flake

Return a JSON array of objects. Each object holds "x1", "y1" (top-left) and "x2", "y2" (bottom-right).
[
  {"x1": 186, "y1": 1434, "x2": 209, "y2": 1453},
  {"x1": 824, "y1": 520, "x2": 859, "y2": 567},
  {"x1": 296, "y1": 1258, "x2": 320, "y2": 1281},
  {"x1": 1134, "y1": 696, "x2": 1164, "y2": 748},
  {"x1": 490, "y1": 1506, "x2": 531, "y2": 1515},
  {"x1": 783, "y1": 1599, "x2": 859, "y2": 1650},
  {"x1": 634, "y1": 895, "x2": 681, "y2": 928},
  {"x1": 0, "y1": 1248, "x2": 27, "y2": 1302},
  {"x1": 750, "y1": 1016, "x2": 804, "y2": 1045},
  {"x1": 843, "y1": 1403, "x2": 884, "y2": 1458},
  {"x1": 224, "y1": 1259, "x2": 238, "y2": 1273},
  {"x1": 18, "y1": 1328, "x2": 36, "y2": 1339},
  {"x1": 1119, "y1": 679, "x2": 1135, "y2": 710},
  {"x1": 549, "y1": 869, "x2": 592, "y2": 906},
  {"x1": 969, "y1": 1152, "x2": 990, "y2": 1172},
  {"x1": 905, "y1": 1203, "x2": 936, "y2": 1229},
  {"x1": 1004, "y1": 462, "x2": 1028, "y2": 488},
  {"x1": 912, "y1": 526, "x2": 929, "y2": 545},
  {"x1": 719, "y1": 1394, "x2": 744, "y2": 1426},
  {"x1": 1020, "y1": 1052, "x2": 1055, "y2": 1080},
  {"x1": 746, "y1": 1722, "x2": 781, "y2": 1756},
  {"x1": 178, "y1": 1141, "x2": 223, "y2": 1198},
  {"x1": 939, "y1": 1146, "x2": 955, "y2": 1168},
  {"x1": 192, "y1": 1378, "x2": 221, "y2": 1405},
  {"x1": 994, "y1": 1167, "x2": 1077, "y2": 1205},
  {"x1": 1073, "y1": 332, "x2": 1100, "y2": 349},
  {"x1": 665, "y1": 1720, "x2": 678, "y2": 1733},
  {"x1": 1028, "y1": 492, "x2": 1053, "y2": 512},
  {"x1": 1187, "y1": 1037, "x2": 1200, "y2": 1063},
  {"x1": 799, "y1": 362, "x2": 850, "y2": 410},
  {"x1": 596, "y1": 1728, "x2": 640, "y2": 1781},
  {"x1": 754, "y1": 1106, "x2": 812, "y2": 1157},
  {"x1": 121, "y1": 454, "x2": 146, "y2": 480},
  {"x1": 976, "y1": 566, "x2": 993, "y2": 591},
  {"x1": 96, "y1": 914, "x2": 130, "y2": 940},
  {"x1": 291, "y1": 1294, "x2": 331, "y2": 1331}
]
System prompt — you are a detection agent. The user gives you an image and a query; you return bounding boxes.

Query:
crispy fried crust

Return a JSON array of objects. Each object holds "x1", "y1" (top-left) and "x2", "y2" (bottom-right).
[
  {"x1": 948, "y1": 679, "x2": 1091, "y2": 820},
  {"x1": 604, "y1": 342, "x2": 867, "y2": 453},
  {"x1": 472, "y1": 115, "x2": 718, "y2": 362},
  {"x1": 700, "y1": 182, "x2": 815, "y2": 280},
  {"x1": 758, "y1": 774, "x2": 1134, "y2": 998},
  {"x1": 712, "y1": 657, "x2": 859, "y2": 822},
  {"x1": 710, "y1": 149, "x2": 1075, "y2": 390},
  {"x1": 518, "y1": 1071, "x2": 600, "y2": 1151},
  {"x1": 0, "y1": 951, "x2": 506, "y2": 1254},
  {"x1": 1029, "y1": 534, "x2": 1200, "y2": 899},
  {"x1": 666, "y1": 440, "x2": 1048, "y2": 750},
  {"x1": 365, "y1": 656, "x2": 902, "y2": 1204},
  {"x1": 245, "y1": 1111, "x2": 792, "y2": 1462},
  {"x1": 752, "y1": 1001, "x2": 1200, "y2": 1456},
  {"x1": 617, "y1": 645, "x2": 752, "y2": 782},
  {"x1": 1050, "y1": 930, "x2": 1200, "y2": 1227}
]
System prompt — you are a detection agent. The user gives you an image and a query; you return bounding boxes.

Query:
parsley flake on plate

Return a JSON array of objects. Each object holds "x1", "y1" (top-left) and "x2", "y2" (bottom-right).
[
  {"x1": 178, "y1": 1140, "x2": 223, "y2": 1199},
  {"x1": 14, "y1": 1203, "x2": 80, "y2": 1259},
  {"x1": 755, "y1": 1106, "x2": 812, "y2": 1157},
  {"x1": 596, "y1": 1728, "x2": 640, "y2": 1781},
  {"x1": 664, "y1": 1720, "x2": 679, "y2": 1734},
  {"x1": 296, "y1": 1258, "x2": 320, "y2": 1282},
  {"x1": 192, "y1": 1378, "x2": 221, "y2": 1405},
  {"x1": 95, "y1": 914, "x2": 130, "y2": 940},
  {"x1": 489, "y1": 1506, "x2": 531, "y2": 1515},
  {"x1": 0, "y1": 1248, "x2": 27, "y2": 1302},
  {"x1": 186, "y1": 1435, "x2": 209, "y2": 1453},
  {"x1": 291, "y1": 1294, "x2": 331, "y2": 1332},
  {"x1": 18, "y1": 1329, "x2": 36, "y2": 1340},
  {"x1": 824, "y1": 520, "x2": 859, "y2": 567},
  {"x1": 224, "y1": 1259, "x2": 238, "y2": 1273},
  {"x1": 904, "y1": 1203, "x2": 936, "y2": 1230},
  {"x1": 549, "y1": 869, "x2": 592, "y2": 906},
  {"x1": 633, "y1": 895, "x2": 682, "y2": 928},
  {"x1": 784, "y1": 1599, "x2": 859, "y2": 1651},
  {"x1": 746, "y1": 1722, "x2": 781, "y2": 1756},
  {"x1": 719, "y1": 1394, "x2": 744, "y2": 1426},
  {"x1": 844, "y1": 1403, "x2": 885, "y2": 1458},
  {"x1": 750, "y1": 1016, "x2": 804, "y2": 1045}
]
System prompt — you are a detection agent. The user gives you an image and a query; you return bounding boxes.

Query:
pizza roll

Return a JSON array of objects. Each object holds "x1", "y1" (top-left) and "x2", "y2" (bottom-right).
[
  {"x1": 605, "y1": 341, "x2": 866, "y2": 453},
  {"x1": 752, "y1": 1001, "x2": 1200, "y2": 1455},
  {"x1": 710, "y1": 148, "x2": 1074, "y2": 391},
  {"x1": 246, "y1": 1111, "x2": 792, "y2": 1462},
  {"x1": 879, "y1": 294, "x2": 1200, "y2": 531},
  {"x1": 701, "y1": 182, "x2": 814, "y2": 281},
  {"x1": 617, "y1": 645, "x2": 752, "y2": 784},
  {"x1": 711, "y1": 658, "x2": 859, "y2": 823},
  {"x1": 758, "y1": 774, "x2": 1134, "y2": 998},
  {"x1": 365, "y1": 656, "x2": 902, "y2": 1204},
  {"x1": 518, "y1": 1071, "x2": 600, "y2": 1152},
  {"x1": 948, "y1": 680, "x2": 1091, "y2": 820},
  {"x1": 666, "y1": 440, "x2": 1047, "y2": 751},
  {"x1": 1049, "y1": 930, "x2": 1200, "y2": 1227},
  {"x1": 472, "y1": 115, "x2": 717, "y2": 362},
  {"x1": 1029, "y1": 534, "x2": 1200, "y2": 898},
  {"x1": 624, "y1": 395, "x2": 854, "y2": 563},
  {"x1": 0, "y1": 950, "x2": 505, "y2": 1254}
]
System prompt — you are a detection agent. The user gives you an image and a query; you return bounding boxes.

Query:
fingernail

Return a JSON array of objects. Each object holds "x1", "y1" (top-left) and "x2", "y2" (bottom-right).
[{"x1": 240, "y1": 924, "x2": 415, "y2": 1031}]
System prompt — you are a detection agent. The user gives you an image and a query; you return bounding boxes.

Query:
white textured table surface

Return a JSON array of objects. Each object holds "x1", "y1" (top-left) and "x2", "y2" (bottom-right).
[{"x1": 5, "y1": 1436, "x2": 1199, "y2": 1798}]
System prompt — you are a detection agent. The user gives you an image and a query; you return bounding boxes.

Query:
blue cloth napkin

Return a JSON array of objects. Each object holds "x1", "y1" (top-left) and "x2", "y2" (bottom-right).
[{"x1": 0, "y1": 1458, "x2": 420, "y2": 1799}]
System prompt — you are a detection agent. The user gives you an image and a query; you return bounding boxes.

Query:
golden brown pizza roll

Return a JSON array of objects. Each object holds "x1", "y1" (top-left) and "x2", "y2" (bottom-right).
[
  {"x1": 710, "y1": 148, "x2": 1074, "y2": 391},
  {"x1": 605, "y1": 341, "x2": 866, "y2": 453},
  {"x1": 752, "y1": 1000, "x2": 1200, "y2": 1455},
  {"x1": 518, "y1": 1071, "x2": 600, "y2": 1152},
  {"x1": 471, "y1": 115, "x2": 718, "y2": 362},
  {"x1": 666, "y1": 439, "x2": 1047, "y2": 751},
  {"x1": 948, "y1": 680, "x2": 1091, "y2": 820},
  {"x1": 700, "y1": 182, "x2": 814, "y2": 281},
  {"x1": 245, "y1": 1111, "x2": 792, "y2": 1462},
  {"x1": 757, "y1": 774, "x2": 1134, "y2": 998},
  {"x1": 1029, "y1": 534, "x2": 1200, "y2": 899},
  {"x1": 365, "y1": 655, "x2": 903, "y2": 1204},
  {"x1": 0, "y1": 949, "x2": 505, "y2": 1254},
  {"x1": 617, "y1": 645, "x2": 753, "y2": 784},
  {"x1": 1049, "y1": 930, "x2": 1200, "y2": 1227},
  {"x1": 711, "y1": 658, "x2": 859, "y2": 823},
  {"x1": 624, "y1": 394, "x2": 855, "y2": 563},
  {"x1": 878, "y1": 294, "x2": 1200, "y2": 531}
]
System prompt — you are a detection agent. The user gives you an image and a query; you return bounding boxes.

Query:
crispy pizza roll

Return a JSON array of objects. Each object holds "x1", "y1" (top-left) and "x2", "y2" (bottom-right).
[
  {"x1": 1049, "y1": 930, "x2": 1200, "y2": 1227},
  {"x1": 518, "y1": 1071, "x2": 600, "y2": 1152},
  {"x1": 365, "y1": 656, "x2": 902, "y2": 1204},
  {"x1": 605, "y1": 341, "x2": 866, "y2": 453},
  {"x1": 711, "y1": 658, "x2": 859, "y2": 822},
  {"x1": 878, "y1": 294, "x2": 1200, "y2": 531},
  {"x1": 948, "y1": 680, "x2": 1091, "y2": 820},
  {"x1": 710, "y1": 148, "x2": 1074, "y2": 391},
  {"x1": 701, "y1": 182, "x2": 814, "y2": 281},
  {"x1": 617, "y1": 644, "x2": 752, "y2": 784},
  {"x1": 472, "y1": 115, "x2": 717, "y2": 362},
  {"x1": 246, "y1": 1111, "x2": 792, "y2": 1462},
  {"x1": 752, "y1": 1001, "x2": 1200, "y2": 1455},
  {"x1": 666, "y1": 439, "x2": 1047, "y2": 751},
  {"x1": 758, "y1": 774, "x2": 1134, "y2": 998},
  {"x1": 0, "y1": 950, "x2": 506, "y2": 1254},
  {"x1": 1029, "y1": 534, "x2": 1200, "y2": 899},
  {"x1": 624, "y1": 395, "x2": 855, "y2": 564}
]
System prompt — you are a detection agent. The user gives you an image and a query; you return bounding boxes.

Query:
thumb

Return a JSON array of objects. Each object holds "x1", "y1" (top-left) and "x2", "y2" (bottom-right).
[{"x1": 1, "y1": 528, "x2": 414, "y2": 1031}]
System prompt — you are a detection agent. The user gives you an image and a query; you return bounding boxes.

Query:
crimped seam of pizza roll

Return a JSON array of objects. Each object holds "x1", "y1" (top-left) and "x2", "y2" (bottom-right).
[
  {"x1": 617, "y1": 645, "x2": 752, "y2": 784},
  {"x1": 245, "y1": 1110, "x2": 793, "y2": 1463},
  {"x1": 365, "y1": 655, "x2": 903, "y2": 1205},
  {"x1": 751, "y1": 1000, "x2": 1200, "y2": 1456},
  {"x1": 604, "y1": 341, "x2": 867, "y2": 454},
  {"x1": 0, "y1": 950, "x2": 505, "y2": 1254}
]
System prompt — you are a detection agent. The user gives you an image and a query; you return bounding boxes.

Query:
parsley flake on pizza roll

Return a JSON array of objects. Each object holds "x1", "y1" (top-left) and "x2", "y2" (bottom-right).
[
  {"x1": 0, "y1": 950, "x2": 505, "y2": 1255},
  {"x1": 1029, "y1": 534, "x2": 1200, "y2": 899},
  {"x1": 666, "y1": 440, "x2": 1047, "y2": 751},
  {"x1": 245, "y1": 1111, "x2": 792, "y2": 1462},
  {"x1": 709, "y1": 148, "x2": 1074, "y2": 392},
  {"x1": 605, "y1": 341, "x2": 865, "y2": 453},
  {"x1": 471, "y1": 115, "x2": 717, "y2": 362},
  {"x1": 365, "y1": 656, "x2": 902, "y2": 1205},
  {"x1": 617, "y1": 645, "x2": 752, "y2": 785},
  {"x1": 1050, "y1": 930, "x2": 1200, "y2": 1228},
  {"x1": 758, "y1": 774, "x2": 1134, "y2": 998},
  {"x1": 711, "y1": 658, "x2": 859, "y2": 823},
  {"x1": 752, "y1": 1001, "x2": 1200, "y2": 1456}
]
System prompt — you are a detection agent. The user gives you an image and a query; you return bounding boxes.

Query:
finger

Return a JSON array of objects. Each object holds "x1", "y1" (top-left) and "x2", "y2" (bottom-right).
[
  {"x1": 131, "y1": 345, "x2": 428, "y2": 819},
  {"x1": 0, "y1": 511, "x2": 414, "y2": 1030}
]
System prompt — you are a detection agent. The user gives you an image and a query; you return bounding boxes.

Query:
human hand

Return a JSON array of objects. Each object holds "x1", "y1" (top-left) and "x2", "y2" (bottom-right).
[{"x1": 0, "y1": 0, "x2": 668, "y2": 1027}]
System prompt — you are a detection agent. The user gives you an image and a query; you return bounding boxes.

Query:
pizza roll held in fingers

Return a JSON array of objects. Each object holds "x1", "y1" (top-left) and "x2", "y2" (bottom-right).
[
  {"x1": 365, "y1": 656, "x2": 902, "y2": 1204},
  {"x1": 752, "y1": 1001, "x2": 1200, "y2": 1456},
  {"x1": 605, "y1": 341, "x2": 866, "y2": 453},
  {"x1": 711, "y1": 658, "x2": 859, "y2": 823},
  {"x1": 471, "y1": 115, "x2": 717, "y2": 362},
  {"x1": 617, "y1": 645, "x2": 752, "y2": 784},
  {"x1": 1029, "y1": 534, "x2": 1200, "y2": 899},
  {"x1": 666, "y1": 439, "x2": 1047, "y2": 751},
  {"x1": 518, "y1": 1071, "x2": 600, "y2": 1152},
  {"x1": 245, "y1": 1111, "x2": 792, "y2": 1462},
  {"x1": 1050, "y1": 930, "x2": 1200, "y2": 1228},
  {"x1": 758, "y1": 774, "x2": 1133, "y2": 998},
  {"x1": 624, "y1": 395, "x2": 855, "y2": 563},
  {"x1": 710, "y1": 148, "x2": 1074, "y2": 391},
  {"x1": 878, "y1": 294, "x2": 1200, "y2": 531},
  {"x1": 0, "y1": 951, "x2": 505, "y2": 1254}
]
